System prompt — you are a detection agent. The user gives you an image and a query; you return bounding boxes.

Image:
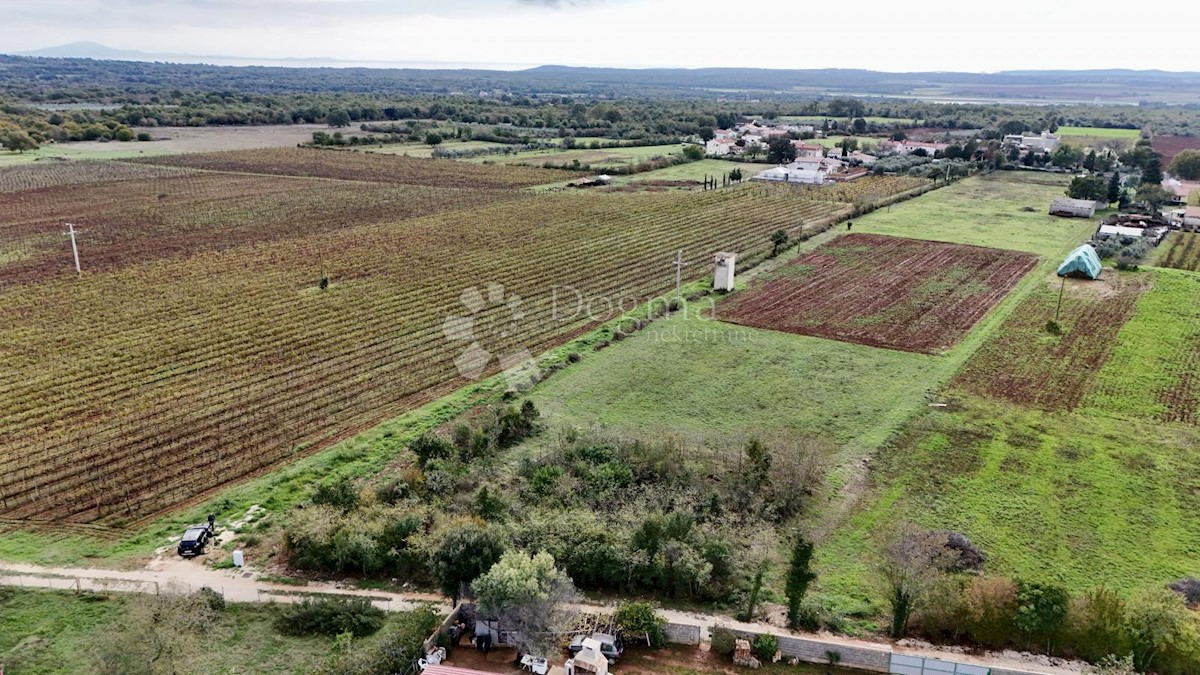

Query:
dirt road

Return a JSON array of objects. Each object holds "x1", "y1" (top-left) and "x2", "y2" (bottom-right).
[{"x1": 0, "y1": 559, "x2": 1084, "y2": 675}]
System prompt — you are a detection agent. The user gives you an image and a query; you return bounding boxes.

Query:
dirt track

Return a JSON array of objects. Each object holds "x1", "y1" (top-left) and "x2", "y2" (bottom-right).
[{"x1": 0, "y1": 559, "x2": 1084, "y2": 675}]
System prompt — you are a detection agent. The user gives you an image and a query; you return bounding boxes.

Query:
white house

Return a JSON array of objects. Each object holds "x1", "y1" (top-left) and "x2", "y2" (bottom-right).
[
  {"x1": 754, "y1": 165, "x2": 826, "y2": 185},
  {"x1": 1004, "y1": 132, "x2": 1061, "y2": 152},
  {"x1": 705, "y1": 137, "x2": 739, "y2": 156}
]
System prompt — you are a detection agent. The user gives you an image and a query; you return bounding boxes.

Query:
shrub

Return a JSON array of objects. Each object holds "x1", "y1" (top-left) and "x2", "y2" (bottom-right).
[
  {"x1": 410, "y1": 433, "x2": 454, "y2": 467},
  {"x1": 963, "y1": 576, "x2": 1018, "y2": 648},
  {"x1": 751, "y1": 633, "x2": 777, "y2": 662},
  {"x1": 312, "y1": 477, "x2": 360, "y2": 512},
  {"x1": 195, "y1": 586, "x2": 226, "y2": 612},
  {"x1": 710, "y1": 627, "x2": 737, "y2": 657},
  {"x1": 275, "y1": 597, "x2": 386, "y2": 637},
  {"x1": 1065, "y1": 586, "x2": 1128, "y2": 662},
  {"x1": 614, "y1": 601, "x2": 667, "y2": 648}
]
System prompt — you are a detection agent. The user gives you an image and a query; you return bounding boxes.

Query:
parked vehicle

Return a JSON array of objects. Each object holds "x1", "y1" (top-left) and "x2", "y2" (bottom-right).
[
  {"x1": 177, "y1": 525, "x2": 212, "y2": 557},
  {"x1": 567, "y1": 633, "x2": 624, "y2": 664}
]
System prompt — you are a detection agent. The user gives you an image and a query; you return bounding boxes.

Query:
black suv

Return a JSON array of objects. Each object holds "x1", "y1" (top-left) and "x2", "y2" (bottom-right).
[{"x1": 177, "y1": 526, "x2": 213, "y2": 558}]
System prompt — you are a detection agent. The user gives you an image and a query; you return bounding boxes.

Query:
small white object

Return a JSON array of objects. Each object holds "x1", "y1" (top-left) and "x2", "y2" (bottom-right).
[
  {"x1": 714, "y1": 252, "x2": 736, "y2": 291},
  {"x1": 232, "y1": 549, "x2": 244, "y2": 568}
]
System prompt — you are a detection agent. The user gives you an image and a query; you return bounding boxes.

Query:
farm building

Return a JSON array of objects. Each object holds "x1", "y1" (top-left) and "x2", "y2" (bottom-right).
[
  {"x1": 1049, "y1": 198, "x2": 1099, "y2": 218},
  {"x1": 1185, "y1": 206, "x2": 1200, "y2": 228},
  {"x1": 753, "y1": 165, "x2": 825, "y2": 185},
  {"x1": 1003, "y1": 131, "x2": 1061, "y2": 151},
  {"x1": 790, "y1": 142, "x2": 824, "y2": 159},
  {"x1": 1057, "y1": 244, "x2": 1103, "y2": 279}
]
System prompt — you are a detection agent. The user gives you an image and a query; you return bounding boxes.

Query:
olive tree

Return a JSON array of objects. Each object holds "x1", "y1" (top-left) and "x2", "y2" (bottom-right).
[{"x1": 474, "y1": 550, "x2": 579, "y2": 658}]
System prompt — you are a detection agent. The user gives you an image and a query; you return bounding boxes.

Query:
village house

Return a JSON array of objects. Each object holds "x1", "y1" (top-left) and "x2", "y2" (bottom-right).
[
  {"x1": 791, "y1": 141, "x2": 824, "y2": 159},
  {"x1": 1185, "y1": 206, "x2": 1200, "y2": 228},
  {"x1": 884, "y1": 140, "x2": 949, "y2": 156},
  {"x1": 705, "y1": 137, "x2": 741, "y2": 156},
  {"x1": 1003, "y1": 131, "x2": 1061, "y2": 152},
  {"x1": 1163, "y1": 177, "x2": 1200, "y2": 204}
]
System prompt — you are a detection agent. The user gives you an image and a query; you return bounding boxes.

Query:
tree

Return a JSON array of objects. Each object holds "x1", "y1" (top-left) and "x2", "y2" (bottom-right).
[
  {"x1": 429, "y1": 522, "x2": 506, "y2": 603},
  {"x1": 474, "y1": 551, "x2": 579, "y2": 658},
  {"x1": 698, "y1": 127, "x2": 716, "y2": 142},
  {"x1": 746, "y1": 142, "x2": 764, "y2": 160},
  {"x1": 1169, "y1": 149, "x2": 1200, "y2": 180},
  {"x1": 327, "y1": 109, "x2": 351, "y2": 127},
  {"x1": 425, "y1": 133, "x2": 443, "y2": 146},
  {"x1": 875, "y1": 522, "x2": 959, "y2": 639},
  {"x1": 729, "y1": 168, "x2": 743, "y2": 182},
  {"x1": 853, "y1": 118, "x2": 867, "y2": 134},
  {"x1": 1134, "y1": 184, "x2": 1173, "y2": 213},
  {"x1": 1084, "y1": 149, "x2": 1097, "y2": 171},
  {"x1": 1015, "y1": 581, "x2": 1069, "y2": 653},
  {"x1": 785, "y1": 533, "x2": 817, "y2": 629},
  {"x1": 1142, "y1": 154, "x2": 1163, "y2": 184},
  {"x1": 1107, "y1": 171, "x2": 1122, "y2": 204},
  {"x1": 1123, "y1": 587, "x2": 1199, "y2": 673},
  {"x1": 766, "y1": 137, "x2": 797, "y2": 164},
  {"x1": 614, "y1": 601, "x2": 666, "y2": 647},
  {"x1": 682, "y1": 144, "x2": 704, "y2": 160},
  {"x1": 770, "y1": 229, "x2": 789, "y2": 256},
  {"x1": 1052, "y1": 144, "x2": 1083, "y2": 168},
  {"x1": 1066, "y1": 176, "x2": 1108, "y2": 201},
  {"x1": 1, "y1": 129, "x2": 38, "y2": 153}
]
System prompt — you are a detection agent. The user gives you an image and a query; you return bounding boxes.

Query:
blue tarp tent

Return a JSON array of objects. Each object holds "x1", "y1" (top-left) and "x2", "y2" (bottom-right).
[{"x1": 1057, "y1": 244, "x2": 1103, "y2": 279}]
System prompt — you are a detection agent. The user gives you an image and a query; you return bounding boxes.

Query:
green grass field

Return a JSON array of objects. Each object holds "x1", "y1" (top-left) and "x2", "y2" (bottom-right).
[
  {"x1": 611, "y1": 158, "x2": 769, "y2": 185},
  {"x1": 468, "y1": 143, "x2": 688, "y2": 169},
  {"x1": 1080, "y1": 268, "x2": 1200, "y2": 425},
  {"x1": 1056, "y1": 126, "x2": 1141, "y2": 139},
  {"x1": 528, "y1": 312, "x2": 941, "y2": 452},
  {"x1": 358, "y1": 139, "x2": 510, "y2": 158},
  {"x1": 777, "y1": 115, "x2": 914, "y2": 126},
  {"x1": 819, "y1": 394, "x2": 1200, "y2": 612},
  {"x1": 853, "y1": 172, "x2": 1098, "y2": 256},
  {"x1": 0, "y1": 588, "x2": 333, "y2": 674},
  {"x1": 0, "y1": 145, "x2": 171, "y2": 166}
]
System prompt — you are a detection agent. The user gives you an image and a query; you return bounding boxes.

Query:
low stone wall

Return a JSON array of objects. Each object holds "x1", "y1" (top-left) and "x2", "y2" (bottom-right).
[
  {"x1": 722, "y1": 627, "x2": 891, "y2": 673},
  {"x1": 664, "y1": 621, "x2": 702, "y2": 645}
]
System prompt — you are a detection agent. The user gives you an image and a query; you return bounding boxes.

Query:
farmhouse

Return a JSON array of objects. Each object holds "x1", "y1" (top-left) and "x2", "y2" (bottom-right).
[
  {"x1": 705, "y1": 137, "x2": 740, "y2": 156},
  {"x1": 1162, "y1": 178, "x2": 1200, "y2": 203},
  {"x1": 1185, "y1": 206, "x2": 1200, "y2": 227},
  {"x1": 884, "y1": 140, "x2": 949, "y2": 156},
  {"x1": 791, "y1": 142, "x2": 824, "y2": 159},
  {"x1": 1049, "y1": 197, "x2": 1098, "y2": 218},
  {"x1": 754, "y1": 165, "x2": 825, "y2": 185},
  {"x1": 1004, "y1": 131, "x2": 1061, "y2": 151}
]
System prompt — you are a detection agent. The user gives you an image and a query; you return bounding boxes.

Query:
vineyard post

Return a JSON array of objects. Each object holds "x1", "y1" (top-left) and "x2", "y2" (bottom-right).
[
  {"x1": 66, "y1": 223, "x2": 81, "y2": 277},
  {"x1": 673, "y1": 249, "x2": 688, "y2": 300},
  {"x1": 1054, "y1": 276, "x2": 1066, "y2": 322}
]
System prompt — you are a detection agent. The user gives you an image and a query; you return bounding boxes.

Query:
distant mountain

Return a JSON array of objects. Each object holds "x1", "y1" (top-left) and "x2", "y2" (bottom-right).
[{"x1": 5, "y1": 46, "x2": 1200, "y2": 105}]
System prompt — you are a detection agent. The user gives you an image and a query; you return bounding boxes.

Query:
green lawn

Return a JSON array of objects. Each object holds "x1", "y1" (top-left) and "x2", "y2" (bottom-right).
[
  {"x1": 853, "y1": 172, "x2": 1098, "y2": 257},
  {"x1": 0, "y1": 588, "x2": 333, "y2": 674},
  {"x1": 818, "y1": 395, "x2": 1200, "y2": 614}
]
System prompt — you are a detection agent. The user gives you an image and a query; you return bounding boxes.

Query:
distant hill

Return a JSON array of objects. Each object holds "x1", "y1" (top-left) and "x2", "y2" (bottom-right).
[{"x1": 5, "y1": 45, "x2": 1200, "y2": 105}]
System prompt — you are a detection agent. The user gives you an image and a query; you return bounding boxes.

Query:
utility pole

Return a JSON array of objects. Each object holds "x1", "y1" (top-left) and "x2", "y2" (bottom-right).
[{"x1": 65, "y1": 223, "x2": 81, "y2": 277}]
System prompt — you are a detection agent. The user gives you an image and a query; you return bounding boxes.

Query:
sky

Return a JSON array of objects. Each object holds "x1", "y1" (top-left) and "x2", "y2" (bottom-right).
[{"x1": 4, "y1": 0, "x2": 1200, "y2": 72}]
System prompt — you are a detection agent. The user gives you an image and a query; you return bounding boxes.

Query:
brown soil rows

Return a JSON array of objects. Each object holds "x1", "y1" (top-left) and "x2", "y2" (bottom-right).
[
  {"x1": 718, "y1": 234, "x2": 1037, "y2": 353},
  {"x1": 951, "y1": 275, "x2": 1150, "y2": 410}
]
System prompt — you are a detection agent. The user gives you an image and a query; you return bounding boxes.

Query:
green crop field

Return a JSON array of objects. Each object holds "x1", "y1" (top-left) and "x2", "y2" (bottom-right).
[
  {"x1": 820, "y1": 394, "x2": 1200, "y2": 608},
  {"x1": 1057, "y1": 126, "x2": 1141, "y2": 139},
  {"x1": 0, "y1": 145, "x2": 171, "y2": 166},
  {"x1": 1081, "y1": 269, "x2": 1200, "y2": 425},
  {"x1": 468, "y1": 143, "x2": 688, "y2": 169}
]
